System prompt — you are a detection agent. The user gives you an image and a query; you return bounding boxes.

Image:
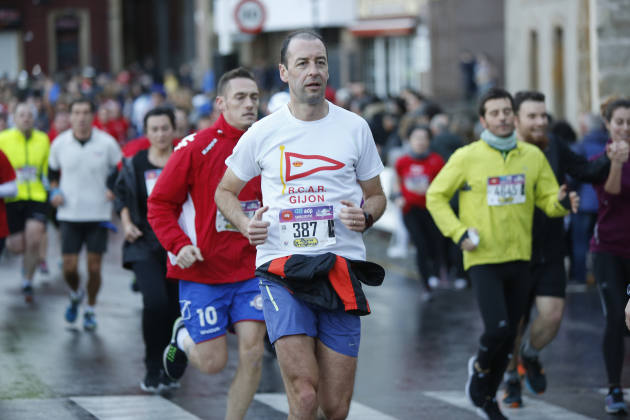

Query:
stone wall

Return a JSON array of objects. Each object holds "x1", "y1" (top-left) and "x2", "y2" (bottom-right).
[{"x1": 597, "y1": 0, "x2": 630, "y2": 98}]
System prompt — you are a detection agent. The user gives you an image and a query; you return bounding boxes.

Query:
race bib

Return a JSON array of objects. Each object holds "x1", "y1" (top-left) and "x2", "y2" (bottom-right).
[
  {"x1": 144, "y1": 169, "x2": 162, "y2": 196},
  {"x1": 16, "y1": 166, "x2": 37, "y2": 182},
  {"x1": 404, "y1": 173, "x2": 430, "y2": 195},
  {"x1": 216, "y1": 199, "x2": 261, "y2": 232},
  {"x1": 487, "y1": 174, "x2": 526, "y2": 206},
  {"x1": 278, "y1": 205, "x2": 336, "y2": 250}
]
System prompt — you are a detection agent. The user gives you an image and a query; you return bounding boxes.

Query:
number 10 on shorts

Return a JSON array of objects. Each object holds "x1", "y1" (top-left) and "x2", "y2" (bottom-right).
[{"x1": 197, "y1": 306, "x2": 218, "y2": 327}]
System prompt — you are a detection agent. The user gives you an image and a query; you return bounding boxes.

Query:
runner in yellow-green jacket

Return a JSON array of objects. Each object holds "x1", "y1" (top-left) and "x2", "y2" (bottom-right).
[
  {"x1": 0, "y1": 103, "x2": 50, "y2": 302},
  {"x1": 426, "y1": 88, "x2": 579, "y2": 420}
]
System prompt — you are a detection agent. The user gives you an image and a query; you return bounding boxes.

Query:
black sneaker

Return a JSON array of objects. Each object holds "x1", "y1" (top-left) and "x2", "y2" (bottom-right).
[
  {"x1": 521, "y1": 353, "x2": 546, "y2": 394},
  {"x1": 159, "y1": 370, "x2": 180, "y2": 390},
  {"x1": 477, "y1": 398, "x2": 508, "y2": 420},
  {"x1": 605, "y1": 387, "x2": 628, "y2": 414},
  {"x1": 163, "y1": 317, "x2": 188, "y2": 380},
  {"x1": 140, "y1": 371, "x2": 162, "y2": 393},
  {"x1": 466, "y1": 356, "x2": 490, "y2": 408},
  {"x1": 22, "y1": 284, "x2": 34, "y2": 303},
  {"x1": 502, "y1": 378, "x2": 522, "y2": 408}
]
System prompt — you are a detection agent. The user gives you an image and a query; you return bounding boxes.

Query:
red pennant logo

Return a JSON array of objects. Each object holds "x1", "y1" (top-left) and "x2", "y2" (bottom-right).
[{"x1": 285, "y1": 152, "x2": 344, "y2": 181}]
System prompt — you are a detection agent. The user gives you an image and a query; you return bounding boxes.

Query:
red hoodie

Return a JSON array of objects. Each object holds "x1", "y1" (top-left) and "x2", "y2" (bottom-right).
[{"x1": 148, "y1": 114, "x2": 261, "y2": 284}]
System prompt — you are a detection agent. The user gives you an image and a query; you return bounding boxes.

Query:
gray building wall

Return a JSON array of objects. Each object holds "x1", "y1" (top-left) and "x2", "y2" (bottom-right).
[
  {"x1": 597, "y1": 0, "x2": 630, "y2": 99},
  {"x1": 428, "y1": 0, "x2": 504, "y2": 104}
]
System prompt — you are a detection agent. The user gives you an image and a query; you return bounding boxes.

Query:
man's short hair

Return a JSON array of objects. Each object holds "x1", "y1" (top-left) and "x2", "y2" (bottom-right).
[
  {"x1": 514, "y1": 91, "x2": 545, "y2": 114},
  {"x1": 69, "y1": 97, "x2": 96, "y2": 113},
  {"x1": 280, "y1": 30, "x2": 328, "y2": 67},
  {"x1": 478, "y1": 87, "x2": 514, "y2": 118},
  {"x1": 216, "y1": 67, "x2": 256, "y2": 97},
  {"x1": 143, "y1": 106, "x2": 176, "y2": 132}
]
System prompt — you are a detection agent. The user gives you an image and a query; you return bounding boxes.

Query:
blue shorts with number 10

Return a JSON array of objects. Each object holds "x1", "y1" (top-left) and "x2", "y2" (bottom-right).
[
  {"x1": 178, "y1": 277, "x2": 264, "y2": 344},
  {"x1": 259, "y1": 277, "x2": 361, "y2": 357}
]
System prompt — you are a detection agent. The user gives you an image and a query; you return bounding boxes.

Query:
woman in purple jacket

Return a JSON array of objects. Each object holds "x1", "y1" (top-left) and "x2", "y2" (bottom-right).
[{"x1": 592, "y1": 98, "x2": 630, "y2": 415}]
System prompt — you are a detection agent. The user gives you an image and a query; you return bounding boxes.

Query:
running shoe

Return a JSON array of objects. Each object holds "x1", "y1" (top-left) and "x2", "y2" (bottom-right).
[
  {"x1": 428, "y1": 276, "x2": 440, "y2": 289},
  {"x1": 466, "y1": 356, "x2": 490, "y2": 408},
  {"x1": 605, "y1": 387, "x2": 628, "y2": 414},
  {"x1": 502, "y1": 378, "x2": 522, "y2": 408},
  {"x1": 159, "y1": 371, "x2": 180, "y2": 390},
  {"x1": 140, "y1": 371, "x2": 162, "y2": 393},
  {"x1": 64, "y1": 290, "x2": 84, "y2": 323},
  {"x1": 83, "y1": 311, "x2": 97, "y2": 331},
  {"x1": 38, "y1": 261, "x2": 50, "y2": 276},
  {"x1": 22, "y1": 284, "x2": 34, "y2": 303},
  {"x1": 476, "y1": 398, "x2": 508, "y2": 420},
  {"x1": 521, "y1": 353, "x2": 546, "y2": 394},
  {"x1": 453, "y1": 278, "x2": 468, "y2": 290},
  {"x1": 163, "y1": 317, "x2": 188, "y2": 380}
]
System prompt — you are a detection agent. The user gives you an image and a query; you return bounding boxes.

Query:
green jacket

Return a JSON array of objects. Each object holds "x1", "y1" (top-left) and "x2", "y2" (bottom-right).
[
  {"x1": 0, "y1": 128, "x2": 50, "y2": 203},
  {"x1": 426, "y1": 139, "x2": 568, "y2": 270}
]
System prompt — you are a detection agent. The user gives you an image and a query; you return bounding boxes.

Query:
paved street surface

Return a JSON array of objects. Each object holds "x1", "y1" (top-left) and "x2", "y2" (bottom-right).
[{"x1": 0, "y1": 226, "x2": 627, "y2": 419}]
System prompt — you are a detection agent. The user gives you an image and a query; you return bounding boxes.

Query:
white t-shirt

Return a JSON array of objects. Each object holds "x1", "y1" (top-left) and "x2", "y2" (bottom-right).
[
  {"x1": 49, "y1": 128, "x2": 121, "y2": 221},
  {"x1": 226, "y1": 101, "x2": 384, "y2": 267}
]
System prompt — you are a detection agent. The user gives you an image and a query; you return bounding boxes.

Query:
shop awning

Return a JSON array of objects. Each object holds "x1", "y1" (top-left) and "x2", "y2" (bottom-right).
[{"x1": 349, "y1": 17, "x2": 417, "y2": 37}]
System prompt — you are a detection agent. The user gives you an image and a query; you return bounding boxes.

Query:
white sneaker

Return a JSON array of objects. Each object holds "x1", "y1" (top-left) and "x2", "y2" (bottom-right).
[{"x1": 454, "y1": 278, "x2": 468, "y2": 290}]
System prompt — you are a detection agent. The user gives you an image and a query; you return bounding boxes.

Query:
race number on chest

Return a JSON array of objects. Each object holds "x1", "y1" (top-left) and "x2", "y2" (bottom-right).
[
  {"x1": 278, "y1": 205, "x2": 336, "y2": 251},
  {"x1": 216, "y1": 200, "x2": 261, "y2": 232},
  {"x1": 487, "y1": 174, "x2": 526, "y2": 206}
]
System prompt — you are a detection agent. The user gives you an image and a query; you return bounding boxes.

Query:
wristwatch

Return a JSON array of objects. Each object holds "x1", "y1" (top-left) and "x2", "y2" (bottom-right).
[{"x1": 363, "y1": 211, "x2": 374, "y2": 230}]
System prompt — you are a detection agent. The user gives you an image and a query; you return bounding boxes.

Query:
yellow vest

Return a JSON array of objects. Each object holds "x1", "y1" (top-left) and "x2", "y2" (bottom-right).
[
  {"x1": 0, "y1": 128, "x2": 50, "y2": 202},
  {"x1": 427, "y1": 139, "x2": 568, "y2": 270}
]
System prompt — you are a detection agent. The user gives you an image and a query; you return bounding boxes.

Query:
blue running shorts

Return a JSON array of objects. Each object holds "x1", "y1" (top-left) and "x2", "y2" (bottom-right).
[
  {"x1": 178, "y1": 277, "x2": 264, "y2": 344},
  {"x1": 259, "y1": 277, "x2": 361, "y2": 357}
]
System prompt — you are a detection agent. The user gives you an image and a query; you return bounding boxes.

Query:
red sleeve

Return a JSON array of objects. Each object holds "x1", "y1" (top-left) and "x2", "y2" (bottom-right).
[
  {"x1": 147, "y1": 146, "x2": 194, "y2": 256},
  {"x1": 0, "y1": 150, "x2": 16, "y2": 183}
]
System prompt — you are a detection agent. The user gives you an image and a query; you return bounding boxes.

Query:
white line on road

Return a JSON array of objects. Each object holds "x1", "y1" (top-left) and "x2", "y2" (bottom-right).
[
  {"x1": 423, "y1": 391, "x2": 598, "y2": 420},
  {"x1": 71, "y1": 395, "x2": 201, "y2": 420},
  {"x1": 254, "y1": 393, "x2": 400, "y2": 420}
]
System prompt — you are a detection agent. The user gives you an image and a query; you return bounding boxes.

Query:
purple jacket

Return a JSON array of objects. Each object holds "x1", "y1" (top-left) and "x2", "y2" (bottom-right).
[{"x1": 590, "y1": 147, "x2": 630, "y2": 258}]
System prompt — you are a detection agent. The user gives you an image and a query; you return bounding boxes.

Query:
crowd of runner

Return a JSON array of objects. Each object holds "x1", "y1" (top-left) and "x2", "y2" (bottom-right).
[{"x1": 0, "y1": 30, "x2": 629, "y2": 420}]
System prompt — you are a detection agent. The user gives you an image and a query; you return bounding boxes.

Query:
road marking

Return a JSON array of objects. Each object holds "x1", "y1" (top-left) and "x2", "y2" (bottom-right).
[
  {"x1": 254, "y1": 393, "x2": 400, "y2": 420},
  {"x1": 423, "y1": 391, "x2": 598, "y2": 420},
  {"x1": 71, "y1": 395, "x2": 200, "y2": 420}
]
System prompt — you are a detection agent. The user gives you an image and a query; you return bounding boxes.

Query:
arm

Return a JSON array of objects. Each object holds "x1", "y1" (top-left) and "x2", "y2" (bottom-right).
[
  {"x1": 47, "y1": 144, "x2": 63, "y2": 207},
  {"x1": 534, "y1": 155, "x2": 571, "y2": 217},
  {"x1": 0, "y1": 179, "x2": 17, "y2": 198},
  {"x1": 562, "y1": 140, "x2": 610, "y2": 184},
  {"x1": 215, "y1": 168, "x2": 269, "y2": 245},
  {"x1": 339, "y1": 175, "x2": 386, "y2": 232},
  {"x1": 426, "y1": 152, "x2": 469, "y2": 246}
]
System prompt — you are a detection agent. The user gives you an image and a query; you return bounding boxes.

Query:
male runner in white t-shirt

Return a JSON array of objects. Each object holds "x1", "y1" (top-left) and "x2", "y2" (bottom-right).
[{"x1": 215, "y1": 30, "x2": 387, "y2": 420}]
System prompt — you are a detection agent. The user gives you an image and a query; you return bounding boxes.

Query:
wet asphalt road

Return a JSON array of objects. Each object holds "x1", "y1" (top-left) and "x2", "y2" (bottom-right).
[{"x1": 0, "y1": 226, "x2": 627, "y2": 420}]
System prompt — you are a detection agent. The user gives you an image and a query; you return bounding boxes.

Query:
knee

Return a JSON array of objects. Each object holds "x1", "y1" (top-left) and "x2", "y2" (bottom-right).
[
  {"x1": 542, "y1": 307, "x2": 564, "y2": 326},
  {"x1": 320, "y1": 399, "x2": 351, "y2": 420},
  {"x1": 239, "y1": 338, "x2": 264, "y2": 368},
  {"x1": 290, "y1": 381, "x2": 319, "y2": 417},
  {"x1": 197, "y1": 350, "x2": 228, "y2": 375}
]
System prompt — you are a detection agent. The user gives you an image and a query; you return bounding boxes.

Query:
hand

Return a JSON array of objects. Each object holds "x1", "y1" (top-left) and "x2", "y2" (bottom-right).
[
  {"x1": 625, "y1": 300, "x2": 630, "y2": 331},
  {"x1": 460, "y1": 227, "x2": 479, "y2": 251},
  {"x1": 105, "y1": 189, "x2": 115, "y2": 201},
  {"x1": 175, "y1": 245, "x2": 204, "y2": 269},
  {"x1": 394, "y1": 196, "x2": 405, "y2": 208},
  {"x1": 50, "y1": 194, "x2": 64, "y2": 208},
  {"x1": 123, "y1": 222, "x2": 143, "y2": 243},
  {"x1": 607, "y1": 141, "x2": 630, "y2": 164},
  {"x1": 569, "y1": 191, "x2": 580, "y2": 213},
  {"x1": 339, "y1": 200, "x2": 365, "y2": 232},
  {"x1": 247, "y1": 206, "x2": 270, "y2": 246}
]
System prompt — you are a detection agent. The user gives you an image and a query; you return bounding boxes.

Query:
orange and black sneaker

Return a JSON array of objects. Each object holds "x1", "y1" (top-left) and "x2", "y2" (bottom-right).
[
  {"x1": 502, "y1": 378, "x2": 522, "y2": 408},
  {"x1": 521, "y1": 354, "x2": 547, "y2": 394}
]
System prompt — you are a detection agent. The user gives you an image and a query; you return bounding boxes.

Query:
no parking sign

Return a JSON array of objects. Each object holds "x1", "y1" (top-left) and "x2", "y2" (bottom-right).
[{"x1": 234, "y1": 0, "x2": 266, "y2": 34}]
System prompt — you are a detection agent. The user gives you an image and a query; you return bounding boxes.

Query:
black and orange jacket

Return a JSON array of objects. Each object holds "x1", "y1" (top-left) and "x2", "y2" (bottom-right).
[{"x1": 255, "y1": 253, "x2": 385, "y2": 316}]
